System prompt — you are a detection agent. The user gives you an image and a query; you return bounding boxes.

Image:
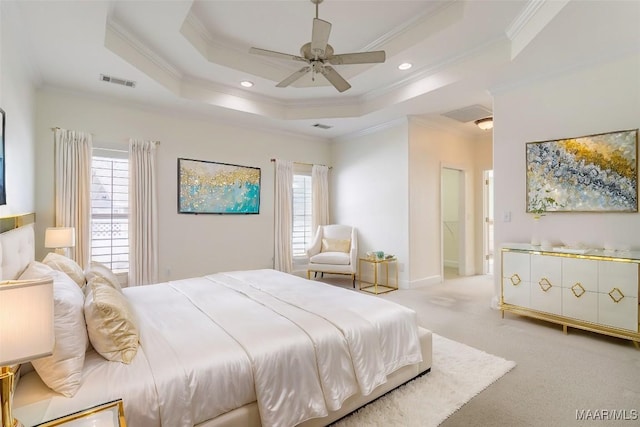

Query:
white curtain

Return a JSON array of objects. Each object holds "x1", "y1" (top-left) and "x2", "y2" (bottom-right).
[
  {"x1": 54, "y1": 129, "x2": 92, "y2": 269},
  {"x1": 128, "y1": 139, "x2": 159, "y2": 286},
  {"x1": 311, "y1": 164, "x2": 329, "y2": 233},
  {"x1": 274, "y1": 159, "x2": 293, "y2": 273}
]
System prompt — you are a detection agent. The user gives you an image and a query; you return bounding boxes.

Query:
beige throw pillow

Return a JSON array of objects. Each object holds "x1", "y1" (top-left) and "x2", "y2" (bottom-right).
[
  {"x1": 42, "y1": 252, "x2": 85, "y2": 288},
  {"x1": 84, "y1": 277, "x2": 139, "y2": 364},
  {"x1": 85, "y1": 261, "x2": 122, "y2": 292},
  {"x1": 321, "y1": 238, "x2": 351, "y2": 253}
]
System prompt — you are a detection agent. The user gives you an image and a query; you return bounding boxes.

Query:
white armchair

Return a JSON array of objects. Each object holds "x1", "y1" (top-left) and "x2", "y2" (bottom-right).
[{"x1": 306, "y1": 225, "x2": 358, "y2": 287}]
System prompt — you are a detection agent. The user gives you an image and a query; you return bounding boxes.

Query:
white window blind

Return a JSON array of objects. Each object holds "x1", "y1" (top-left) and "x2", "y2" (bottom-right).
[
  {"x1": 292, "y1": 172, "x2": 312, "y2": 257},
  {"x1": 90, "y1": 153, "x2": 129, "y2": 273}
]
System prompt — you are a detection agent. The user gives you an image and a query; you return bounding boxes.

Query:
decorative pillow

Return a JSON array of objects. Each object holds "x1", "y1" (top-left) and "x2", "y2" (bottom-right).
[
  {"x1": 17, "y1": 260, "x2": 54, "y2": 280},
  {"x1": 19, "y1": 264, "x2": 88, "y2": 397},
  {"x1": 321, "y1": 238, "x2": 351, "y2": 253},
  {"x1": 42, "y1": 252, "x2": 85, "y2": 288},
  {"x1": 85, "y1": 261, "x2": 122, "y2": 292},
  {"x1": 84, "y1": 277, "x2": 139, "y2": 364}
]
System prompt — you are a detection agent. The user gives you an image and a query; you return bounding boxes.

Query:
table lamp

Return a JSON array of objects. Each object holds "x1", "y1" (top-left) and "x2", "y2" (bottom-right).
[
  {"x1": 44, "y1": 227, "x2": 75, "y2": 256},
  {"x1": 0, "y1": 278, "x2": 54, "y2": 427}
]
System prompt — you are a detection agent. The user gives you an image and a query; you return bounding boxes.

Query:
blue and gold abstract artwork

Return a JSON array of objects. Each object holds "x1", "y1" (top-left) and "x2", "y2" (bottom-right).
[
  {"x1": 178, "y1": 158, "x2": 260, "y2": 214},
  {"x1": 526, "y1": 129, "x2": 638, "y2": 212}
]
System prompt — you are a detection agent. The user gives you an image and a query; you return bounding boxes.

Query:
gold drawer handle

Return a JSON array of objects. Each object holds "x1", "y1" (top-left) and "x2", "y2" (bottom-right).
[
  {"x1": 510, "y1": 274, "x2": 521, "y2": 286},
  {"x1": 571, "y1": 283, "x2": 586, "y2": 298},
  {"x1": 608, "y1": 287, "x2": 625, "y2": 303},
  {"x1": 538, "y1": 278, "x2": 552, "y2": 292}
]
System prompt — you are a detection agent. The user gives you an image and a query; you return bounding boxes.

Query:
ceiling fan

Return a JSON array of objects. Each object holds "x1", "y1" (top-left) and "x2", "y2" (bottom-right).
[{"x1": 249, "y1": 0, "x2": 386, "y2": 93}]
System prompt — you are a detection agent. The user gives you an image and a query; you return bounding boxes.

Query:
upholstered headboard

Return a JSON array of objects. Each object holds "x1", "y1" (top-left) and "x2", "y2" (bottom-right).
[{"x1": 0, "y1": 223, "x2": 35, "y2": 280}]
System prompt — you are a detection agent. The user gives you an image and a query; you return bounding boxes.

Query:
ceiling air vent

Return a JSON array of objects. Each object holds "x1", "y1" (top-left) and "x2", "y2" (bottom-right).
[
  {"x1": 312, "y1": 123, "x2": 332, "y2": 130},
  {"x1": 442, "y1": 104, "x2": 492, "y2": 123},
  {"x1": 100, "y1": 74, "x2": 136, "y2": 88}
]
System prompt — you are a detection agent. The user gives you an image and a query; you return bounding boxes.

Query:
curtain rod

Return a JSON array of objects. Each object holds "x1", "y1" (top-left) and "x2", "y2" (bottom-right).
[
  {"x1": 51, "y1": 127, "x2": 160, "y2": 144},
  {"x1": 270, "y1": 159, "x2": 331, "y2": 169}
]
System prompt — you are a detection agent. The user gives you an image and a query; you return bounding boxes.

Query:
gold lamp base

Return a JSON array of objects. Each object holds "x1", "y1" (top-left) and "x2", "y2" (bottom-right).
[{"x1": 1, "y1": 367, "x2": 23, "y2": 427}]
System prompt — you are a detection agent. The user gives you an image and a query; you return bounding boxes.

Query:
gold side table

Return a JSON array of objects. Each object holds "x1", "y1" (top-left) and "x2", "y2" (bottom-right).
[{"x1": 358, "y1": 257, "x2": 398, "y2": 294}]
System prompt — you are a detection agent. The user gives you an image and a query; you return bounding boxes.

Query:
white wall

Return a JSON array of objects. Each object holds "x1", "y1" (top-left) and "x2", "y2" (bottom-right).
[
  {"x1": 493, "y1": 53, "x2": 640, "y2": 304},
  {"x1": 330, "y1": 120, "x2": 410, "y2": 286},
  {"x1": 0, "y1": 1, "x2": 37, "y2": 216},
  {"x1": 35, "y1": 89, "x2": 330, "y2": 280},
  {"x1": 408, "y1": 118, "x2": 481, "y2": 285}
]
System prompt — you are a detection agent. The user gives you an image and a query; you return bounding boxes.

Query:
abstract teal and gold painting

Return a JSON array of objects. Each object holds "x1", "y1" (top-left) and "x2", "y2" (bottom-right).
[
  {"x1": 526, "y1": 129, "x2": 638, "y2": 213},
  {"x1": 178, "y1": 158, "x2": 260, "y2": 214}
]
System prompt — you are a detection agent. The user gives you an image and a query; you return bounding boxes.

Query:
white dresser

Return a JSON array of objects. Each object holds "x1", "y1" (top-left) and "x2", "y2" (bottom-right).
[{"x1": 501, "y1": 244, "x2": 640, "y2": 348}]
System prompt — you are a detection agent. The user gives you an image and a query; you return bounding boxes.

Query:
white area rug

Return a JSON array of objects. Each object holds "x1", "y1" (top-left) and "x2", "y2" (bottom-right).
[{"x1": 333, "y1": 334, "x2": 516, "y2": 427}]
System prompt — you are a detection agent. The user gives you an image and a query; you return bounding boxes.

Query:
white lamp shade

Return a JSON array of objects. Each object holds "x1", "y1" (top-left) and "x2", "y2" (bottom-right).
[
  {"x1": 0, "y1": 278, "x2": 54, "y2": 366},
  {"x1": 45, "y1": 227, "x2": 76, "y2": 249}
]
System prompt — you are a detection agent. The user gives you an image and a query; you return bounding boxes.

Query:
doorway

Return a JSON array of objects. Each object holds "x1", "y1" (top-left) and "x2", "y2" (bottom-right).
[{"x1": 441, "y1": 167, "x2": 464, "y2": 280}]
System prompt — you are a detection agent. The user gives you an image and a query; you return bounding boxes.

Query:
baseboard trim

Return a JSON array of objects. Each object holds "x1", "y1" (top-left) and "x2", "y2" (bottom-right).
[{"x1": 408, "y1": 275, "x2": 441, "y2": 288}]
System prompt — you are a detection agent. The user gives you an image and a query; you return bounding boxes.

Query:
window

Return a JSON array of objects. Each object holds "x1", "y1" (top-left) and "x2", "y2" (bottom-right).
[
  {"x1": 292, "y1": 170, "x2": 312, "y2": 258},
  {"x1": 90, "y1": 153, "x2": 129, "y2": 273}
]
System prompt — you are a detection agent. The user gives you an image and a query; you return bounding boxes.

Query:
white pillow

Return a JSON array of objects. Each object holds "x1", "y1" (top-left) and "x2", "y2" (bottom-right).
[
  {"x1": 17, "y1": 260, "x2": 54, "y2": 280},
  {"x1": 42, "y1": 252, "x2": 86, "y2": 288},
  {"x1": 20, "y1": 263, "x2": 88, "y2": 397},
  {"x1": 85, "y1": 261, "x2": 122, "y2": 292},
  {"x1": 85, "y1": 277, "x2": 139, "y2": 364}
]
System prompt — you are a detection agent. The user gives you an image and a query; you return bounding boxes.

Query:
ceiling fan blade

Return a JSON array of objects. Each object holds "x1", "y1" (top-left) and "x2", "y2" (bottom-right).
[
  {"x1": 321, "y1": 66, "x2": 351, "y2": 93},
  {"x1": 249, "y1": 47, "x2": 308, "y2": 63},
  {"x1": 328, "y1": 50, "x2": 386, "y2": 65},
  {"x1": 310, "y1": 18, "x2": 332, "y2": 58},
  {"x1": 276, "y1": 66, "x2": 311, "y2": 88}
]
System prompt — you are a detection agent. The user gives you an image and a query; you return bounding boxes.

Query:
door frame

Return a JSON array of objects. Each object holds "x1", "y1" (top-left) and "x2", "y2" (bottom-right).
[{"x1": 440, "y1": 164, "x2": 469, "y2": 281}]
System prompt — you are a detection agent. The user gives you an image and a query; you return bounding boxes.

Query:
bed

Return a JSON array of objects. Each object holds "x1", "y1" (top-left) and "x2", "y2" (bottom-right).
[{"x1": 3, "y1": 222, "x2": 432, "y2": 427}]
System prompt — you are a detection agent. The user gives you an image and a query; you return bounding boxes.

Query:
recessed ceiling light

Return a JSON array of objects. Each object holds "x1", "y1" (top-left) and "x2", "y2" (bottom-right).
[
  {"x1": 398, "y1": 63, "x2": 412, "y2": 71},
  {"x1": 240, "y1": 80, "x2": 254, "y2": 88}
]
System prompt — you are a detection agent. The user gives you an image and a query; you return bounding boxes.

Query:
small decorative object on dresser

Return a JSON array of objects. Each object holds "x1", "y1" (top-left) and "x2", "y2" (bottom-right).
[
  {"x1": 500, "y1": 243, "x2": 640, "y2": 348},
  {"x1": 34, "y1": 399, "x2": 126, "y2": 427}
]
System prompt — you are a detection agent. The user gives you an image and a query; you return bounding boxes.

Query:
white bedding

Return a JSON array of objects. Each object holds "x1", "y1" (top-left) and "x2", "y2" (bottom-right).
[{"x1": 15, "y1": 269, "x2": 422, "y2": 427}]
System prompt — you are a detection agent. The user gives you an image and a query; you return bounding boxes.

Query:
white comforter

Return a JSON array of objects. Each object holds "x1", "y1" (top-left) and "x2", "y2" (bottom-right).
[{"x1": 15, "y1": 269, "x2": 422, "y2": 427}]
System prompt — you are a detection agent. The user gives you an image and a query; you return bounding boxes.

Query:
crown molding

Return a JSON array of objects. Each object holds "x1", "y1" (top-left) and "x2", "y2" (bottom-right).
[
  {"x1": 506, "y1": 0, "x2": 570, "y2": 60},
  {"x1": 361, "y1": 0, "x2": 458, "y2": 52},
  {"x1": 505, "y1": 0, "x2": 546, "y2": 42},
  {"x1": 106, "y1": 18, "x2": 183, "y2": 81},
  {"x1": 363, "y1": 35, "x2": 509, "y2": 103},
  {"x1": 408, "y1": 115, "x2": 476, "y2": 138},
  {"x1": 488, "y1": 46, "x2": 639, "y2": 97},
  {"x1": 332, "y1": 117, "x2": 408, "y2": 142}
]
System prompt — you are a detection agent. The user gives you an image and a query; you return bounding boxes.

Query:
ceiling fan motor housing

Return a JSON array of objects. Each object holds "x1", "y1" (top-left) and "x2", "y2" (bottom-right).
[{"x1": 301, "y1": 42, "x2": 333, "y2": 60}]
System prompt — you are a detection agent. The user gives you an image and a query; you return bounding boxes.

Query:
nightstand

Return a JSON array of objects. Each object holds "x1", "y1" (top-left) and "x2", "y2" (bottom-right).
[
  {"x1": 34, "y1": 400, "x2": 126, "y2": 427},
  {"x1": 358, "y1": 256, "x2": 398, "y2": 294}
]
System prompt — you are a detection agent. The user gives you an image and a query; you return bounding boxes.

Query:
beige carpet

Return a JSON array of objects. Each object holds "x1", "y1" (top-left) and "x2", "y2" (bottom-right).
[
  {"x1": 333, "y1": 334, "x2": 515, "y2": 427},
  {"x1": 314, "y1": 272, "x2": 640, "y2": 427}
]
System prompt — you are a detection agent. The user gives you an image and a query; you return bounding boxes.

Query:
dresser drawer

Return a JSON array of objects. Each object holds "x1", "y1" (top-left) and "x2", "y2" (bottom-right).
[
  {"x1": 562, "y1": 288, "x2": 598, "y2": 324},
  {"x1": 598, "y1": 293, "x2": 639, "y2": 332},
  {"x1": 598, "y1": 261, "x2": 639, "y2": 296},
  {"x1": 562, "y1": 257, "x2": 598, "y2": 292}
]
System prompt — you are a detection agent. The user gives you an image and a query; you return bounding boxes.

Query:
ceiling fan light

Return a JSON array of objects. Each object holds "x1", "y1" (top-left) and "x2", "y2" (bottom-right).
[
  {"x1": 475, "y1": 117, "x2": 493, "y2": 130},
  {"x1": 240, "y1": 80, "x2": 254, "y2": 88},
  {"x1": 398, "y1": 62, "x2": 412, "y2": 70}
]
